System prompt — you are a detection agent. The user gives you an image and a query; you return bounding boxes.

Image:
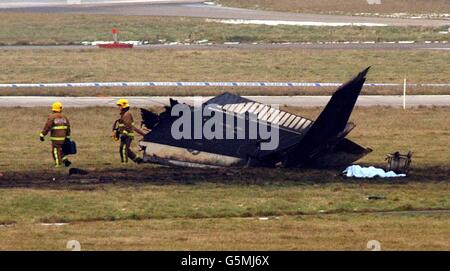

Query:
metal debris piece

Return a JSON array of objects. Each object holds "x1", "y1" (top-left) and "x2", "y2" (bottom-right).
[
  {"x1": 385, "y1": 151, "x2": 413, "y2": 174},
  {"x1": 367, "y1": 195, "x2": 387, "y2": 200},
  {"x1": 69, "y1": 168, "x2": 89, "y2": 176}
]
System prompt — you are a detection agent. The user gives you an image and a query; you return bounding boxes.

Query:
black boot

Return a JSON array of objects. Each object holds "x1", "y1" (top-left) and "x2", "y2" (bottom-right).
[
  {"x1": 134, "y1": 157, "x2": 143, "y2": 164},
  {"x1": 64, "y1": 159, "x2": 72, "y2": 167}
]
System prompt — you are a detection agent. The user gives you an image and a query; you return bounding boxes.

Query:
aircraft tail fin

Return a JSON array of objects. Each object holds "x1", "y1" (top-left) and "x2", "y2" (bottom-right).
[{"x1": 282, "y1": 67, "x2": 370, "y2": 167}]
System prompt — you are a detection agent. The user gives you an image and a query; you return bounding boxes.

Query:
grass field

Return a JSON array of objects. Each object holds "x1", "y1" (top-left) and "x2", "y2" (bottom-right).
[
  {"x1": 0, "y1": 106, "x2": 449, "y2": 250},
  {"x1": 1, "y1": 6, "x2": 449, "y2": 251},
  {"x1": 0, "y1": 13, "x2": 448, "y2": 46},
  {"x1": 2, "y1": 180, "x2": 449, "y2": 224},
  {"x1": 1, "y1": 106, "x2": 449, "y2": 172},
  {"x1": 1, "y1": 212, "x2": 449, "y2": 250},
  {"x1": 1, "y1": 49, "x2": 449, "y2": 96},
  {"x1": 217, "y1": 0, "x2": 450, "y2": 16}
]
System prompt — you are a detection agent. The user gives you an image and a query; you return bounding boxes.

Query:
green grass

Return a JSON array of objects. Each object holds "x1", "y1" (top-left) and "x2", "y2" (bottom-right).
[
  {"x1": 0, "y1": 13, "x2": 448, "y2": 46},
  {"x1": 0, "y1": 106, "x2": 448, "y2": 250},
  {"x1": 1, "y1": 49, "x2": 449, "y2": 96},
  {"x1": 0, "y1": 106, "x2": 449, "y2": 172},
  {"x1": 0, "y1": 174, "x2": 449, "y2": 250},
  {"x1": 0, "y1": 10, "x2": 448, "y2": 250},
  {"x1": 217, "y1": 0, "x2": 450, "y2": 16},
  {"x1": 1, "y1": 214, "x2": 449, "y2": 250},
  {"x1": 0, "y1": 182, "x2": 449, "y2": 224}
]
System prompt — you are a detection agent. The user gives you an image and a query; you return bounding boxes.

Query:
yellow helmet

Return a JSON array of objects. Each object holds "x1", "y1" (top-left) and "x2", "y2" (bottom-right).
[
  {"x1": 116, "y1": 98, "x2": 129, "y2": 109},
  {"x1": 52, "y1": 102, "x2": 63, "y2": 112}
]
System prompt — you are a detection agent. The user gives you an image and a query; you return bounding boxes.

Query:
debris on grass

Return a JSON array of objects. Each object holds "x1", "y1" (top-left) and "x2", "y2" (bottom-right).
[
  {"x1": 367, "y1": 195, "x2": 387, "y2": 200},
  {"x1": 69, "y1": 168, "x2": 89, "y2": 176},
  {"x1": 343, "y1": 165, "x2": 406, "y2": 178},
  {"x1": 40, "y1": 223, "x2": 68, "y2": 226},
  {"x1": 386, "y1": 151, "x2": 413, "y2": 174},
  {"x1": 81, "y1": 40, "x2": 149, "y2": 46},
  {"x1": 0, "y1": 221, "x2": 15, "y2": 228}
]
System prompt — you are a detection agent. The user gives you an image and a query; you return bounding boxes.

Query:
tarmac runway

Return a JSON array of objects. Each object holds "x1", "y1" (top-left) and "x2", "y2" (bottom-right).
[
  {"x1": 1, "y1": 43, "x2": 450, "y2": 51},
  {"x1": 1, "y1": 0, "x2": 449, "y2": 27},
  {"x1": 1, "y1": 95, "x2": 449, "y2": 108}
]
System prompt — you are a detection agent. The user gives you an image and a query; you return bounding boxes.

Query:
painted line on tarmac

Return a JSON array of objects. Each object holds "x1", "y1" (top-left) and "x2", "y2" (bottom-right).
[{"x1": 1, "y1": 95, "x2": 449, "y2": 107}]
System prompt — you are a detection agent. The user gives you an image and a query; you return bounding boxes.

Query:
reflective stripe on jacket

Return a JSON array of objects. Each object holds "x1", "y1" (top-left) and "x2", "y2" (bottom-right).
[
  {"x1": 41, "y1": 112, "x2": 71, "y2": 142},
  {"x1": 118, "y1": 109, "x2": 135, "y2": 137}
]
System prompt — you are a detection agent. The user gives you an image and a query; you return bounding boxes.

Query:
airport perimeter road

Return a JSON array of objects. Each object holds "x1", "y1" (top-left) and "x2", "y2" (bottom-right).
[
  {"x1": 1, "y1": 95, "x2": 449, "y2": 108},
  {"x1": 1, "y1": 43, "x2": 450, "y2": 51},
  {"x1": 1, "y1": 1, "x2": 449, "y2": 27}
]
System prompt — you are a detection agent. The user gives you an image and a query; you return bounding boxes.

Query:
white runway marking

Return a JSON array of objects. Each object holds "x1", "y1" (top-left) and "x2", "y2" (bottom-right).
[
  {"x1": 1, "y1": 96, "x2": 449, "y2": 108},
  {"x1": 206, "y1": 19, "x2": 387, "y2": 27},
  {"x1": 1, "y1": 1, "x2": 448, "y2": 27}
]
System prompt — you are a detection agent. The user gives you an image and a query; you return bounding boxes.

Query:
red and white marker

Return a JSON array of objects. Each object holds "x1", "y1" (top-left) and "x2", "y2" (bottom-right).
[{"x1": 98, "y1": 28, "x2": 133, "y2": 49}]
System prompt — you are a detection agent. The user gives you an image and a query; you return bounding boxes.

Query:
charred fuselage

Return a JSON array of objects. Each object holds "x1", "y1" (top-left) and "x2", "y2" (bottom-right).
[{"x1": 139, "y1": 68, "x2": 372, "y2": 168}]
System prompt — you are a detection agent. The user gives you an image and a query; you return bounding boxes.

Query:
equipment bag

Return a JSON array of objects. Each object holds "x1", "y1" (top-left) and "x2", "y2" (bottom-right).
[
  {"x1": 112, "y1": 119, "x2": 120, "y2": 141},
  {"x1": 62, "y1": 139, "x2": 77, "y2": 155}
]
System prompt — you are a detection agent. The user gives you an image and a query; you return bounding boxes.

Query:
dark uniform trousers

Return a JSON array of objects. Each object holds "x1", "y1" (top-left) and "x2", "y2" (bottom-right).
[
  {"x1": 52, "y1": 140, "x2": 68, "y2": 167},
  {"x1": 120, "y1": 135, "x2": 137, "y2": 163}
]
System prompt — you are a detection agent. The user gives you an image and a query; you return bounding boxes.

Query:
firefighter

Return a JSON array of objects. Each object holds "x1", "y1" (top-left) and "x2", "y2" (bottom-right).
[
  {"x1": 115, "y1": 99, "x2": 143, "y2": 164},
  {"x1": 40, "y1": 102, "x2": 72, "y2": 167}
]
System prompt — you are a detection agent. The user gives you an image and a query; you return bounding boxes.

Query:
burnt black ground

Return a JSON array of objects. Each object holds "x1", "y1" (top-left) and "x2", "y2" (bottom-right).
[{"x1": 0, "y1": 164, "x2": 448, "y2": 190}]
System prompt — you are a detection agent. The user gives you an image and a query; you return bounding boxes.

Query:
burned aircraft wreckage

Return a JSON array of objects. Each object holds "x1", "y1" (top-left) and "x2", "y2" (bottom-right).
[{"x1": 138, "y1": 68, "x2": 372, "y2": 168}]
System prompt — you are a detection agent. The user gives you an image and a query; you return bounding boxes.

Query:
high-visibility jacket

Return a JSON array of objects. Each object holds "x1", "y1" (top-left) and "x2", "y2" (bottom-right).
[
  {"x1": 41, "y1": 112, "x2": 71, "y2": 142},
  {"x1": 118, "y1": 108, "x2": 135, "y2": 138}
]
